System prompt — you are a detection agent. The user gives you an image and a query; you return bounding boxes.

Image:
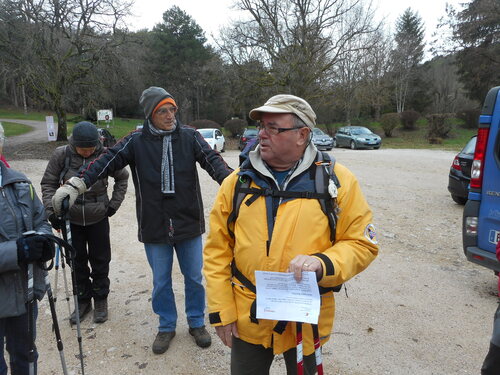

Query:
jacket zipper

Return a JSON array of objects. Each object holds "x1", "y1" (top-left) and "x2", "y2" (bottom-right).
[{"x1": 1, "y1": 186, "x2": 20, "y2": 234}]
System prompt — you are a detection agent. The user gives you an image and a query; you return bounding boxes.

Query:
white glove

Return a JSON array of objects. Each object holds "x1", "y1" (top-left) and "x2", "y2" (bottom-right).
[{"x1": 52, "y1": 177, "x2": 88, "y2": 216}]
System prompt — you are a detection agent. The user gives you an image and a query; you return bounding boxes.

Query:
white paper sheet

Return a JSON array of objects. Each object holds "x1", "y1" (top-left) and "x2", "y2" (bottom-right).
[{"x1": 255, "y1": 270, "x2": 320, "y2": 324}]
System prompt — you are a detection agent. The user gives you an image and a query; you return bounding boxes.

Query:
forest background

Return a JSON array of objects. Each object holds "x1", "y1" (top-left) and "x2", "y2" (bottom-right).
[{"x1": 0, "y1": 0, "x2": 498, "y2": 145}]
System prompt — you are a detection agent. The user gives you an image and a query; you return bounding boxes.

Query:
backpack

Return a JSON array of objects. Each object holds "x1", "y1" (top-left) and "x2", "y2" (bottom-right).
[
  {"x1": 227, "y1": 151, "x2": 343, "y2": 332},
  {"x1": 97, "y1": 128, "x2": 116, "y2": 148},
  {"x1": 228, "y1": 151, "x2": 340, "y2": 243}
]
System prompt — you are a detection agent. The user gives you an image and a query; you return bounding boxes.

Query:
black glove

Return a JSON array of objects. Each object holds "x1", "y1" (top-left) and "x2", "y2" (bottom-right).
[
  {"x1": 106, "y1": 207, "x2": 117, "y2": 217},
  {"x1": 17, "y1": 235, "x2": 55, "y2": 263},
  {"x1": 48, "y1": 213, "x2": 64, "y2": 230}
]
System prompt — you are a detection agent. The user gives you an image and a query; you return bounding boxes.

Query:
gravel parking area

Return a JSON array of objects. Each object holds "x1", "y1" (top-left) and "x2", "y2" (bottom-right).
[{"x1": 7, "y1": 148, "x2": 498, "y2": 375}]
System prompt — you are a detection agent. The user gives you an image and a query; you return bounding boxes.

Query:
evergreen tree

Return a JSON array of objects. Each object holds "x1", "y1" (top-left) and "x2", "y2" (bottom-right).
[
  {"x1": 450, "y1": 0, "x2": 500, "y2": 102},
  {"x1": 390, "y1": 8, "x2": 426, "y2": 113},
  {"x1": 148, "y1": 6, "x2": 216, "y2": 123}
]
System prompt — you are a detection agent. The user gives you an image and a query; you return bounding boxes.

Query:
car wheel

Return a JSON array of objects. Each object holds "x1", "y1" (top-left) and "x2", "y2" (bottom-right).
[
  {"x1": 374, "y1": 146, "x2": 380, "y2": 150},
  {"x1": 451, "y1": 194, "x2": 467, "y2": 205},
  {"x1": 350, "y1": 141, "x2": 356, "y2": 150}
]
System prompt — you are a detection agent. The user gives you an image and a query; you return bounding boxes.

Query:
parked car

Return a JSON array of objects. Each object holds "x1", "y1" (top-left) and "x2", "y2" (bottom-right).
[
  {"x1": 448, "y1": 135, "x2": 476, "y2": 204},
  {"x1": 463, "y1": 86, "x2": 500, "y2": 273},
  {"x1": 333, "y1": 126, "x2": 381, "y2": 149},
  {"x1": 238, "y1": 128, "x2": 259, "y2": 151},
  {"x1": 311, "y1": 128, "x2": 333, "y2": 151},
  {"x1": 198, "y1": 128, "x2": 225, "y2": 152}
]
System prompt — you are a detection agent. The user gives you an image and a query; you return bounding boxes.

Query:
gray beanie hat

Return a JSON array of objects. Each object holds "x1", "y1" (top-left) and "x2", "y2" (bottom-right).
[
  {"x1": 71, "y1": 122, "x2": 99, "y2": 148},
  {"x1": 139, "y1": 86, "x2": 174, "y2": 119}
]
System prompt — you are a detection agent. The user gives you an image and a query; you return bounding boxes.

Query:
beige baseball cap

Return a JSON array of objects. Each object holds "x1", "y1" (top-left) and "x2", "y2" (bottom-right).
[{"x1": 249, "y1": 94, "x2": 316, "y2": 129}]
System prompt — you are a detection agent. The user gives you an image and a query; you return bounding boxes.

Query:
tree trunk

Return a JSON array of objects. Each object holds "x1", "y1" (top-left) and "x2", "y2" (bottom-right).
[
  {"x1": 12, "y1": 81, "x2": 18, "y2": 108},
  {"x1": 21, "y1": 84, "x2": 28, "y2": 115},
  {"x1": 55, "y1": 106, "x2": 68, "y2": 141}
]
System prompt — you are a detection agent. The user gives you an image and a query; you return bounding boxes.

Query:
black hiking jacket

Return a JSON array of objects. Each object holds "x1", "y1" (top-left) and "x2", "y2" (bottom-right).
[{"x1": 77, "y1": 119, "x2": 232, "y2": 243}]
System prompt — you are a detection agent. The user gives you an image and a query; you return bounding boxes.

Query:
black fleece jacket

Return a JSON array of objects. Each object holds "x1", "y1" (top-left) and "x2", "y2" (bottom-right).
[{"x1": 77, "y1": 119, "x2": 233, "y2": 243}]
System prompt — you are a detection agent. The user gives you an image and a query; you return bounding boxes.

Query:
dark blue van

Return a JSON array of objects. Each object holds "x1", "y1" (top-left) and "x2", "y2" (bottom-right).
[{"x1": 463, "y1": 86, "x2": 500, "y2": 272}]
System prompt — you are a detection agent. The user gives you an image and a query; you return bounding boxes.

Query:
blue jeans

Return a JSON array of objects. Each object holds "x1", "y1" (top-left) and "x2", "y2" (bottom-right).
[
  {"x1": 144, "y1": 236, "x2": 205, "y2": 332},
  {"x1": 0, "y1": 302, "x2": 38, "y2": 375}
]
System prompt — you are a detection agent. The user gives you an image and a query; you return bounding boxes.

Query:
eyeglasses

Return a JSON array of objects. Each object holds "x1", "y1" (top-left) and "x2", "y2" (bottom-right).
[
  {"x1": 257, "y1": 123, "x2": 305, "y2": 136},
  {"x1": 156, "y1": 107, "x2": 177, "y2": 115}
]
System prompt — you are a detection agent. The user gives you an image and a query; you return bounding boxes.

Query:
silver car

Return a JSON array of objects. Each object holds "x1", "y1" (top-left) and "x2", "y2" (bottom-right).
[
  {"x1": 311, "y1": 128, "x2": 334, "y2": 151},
  {"x1": 333, "y1": 126, "x2": 381, "y2": 150}
]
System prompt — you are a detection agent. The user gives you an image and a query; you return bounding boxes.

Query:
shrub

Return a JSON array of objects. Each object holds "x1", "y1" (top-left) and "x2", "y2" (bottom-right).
[
  {"x1": 223, "y1": 118, "x2": 248, "y2": 138},
  {"x1": 400, "y1": 110, "x2": 420, "y2": 130},
  {"x1": 456, "y1": 109, "x2": 480, "y2": 129},
  {"x1": 427, "y1": 113, "x2": 453, "y2": 140},
  {"x1": 190, "y1": 119, "x2": 220, "y2": 129},
  {"x1": 380, "y1": 113, "x2": 400, "y2": 137}
]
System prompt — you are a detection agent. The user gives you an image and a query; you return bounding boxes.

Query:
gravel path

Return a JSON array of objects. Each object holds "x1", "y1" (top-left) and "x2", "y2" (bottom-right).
[
  {"x1": 7, "y1": 148, "x2": 498, "y2": 375},
  {"x1": 0, "y1": 118, "x2": 48, "y2": 146}
]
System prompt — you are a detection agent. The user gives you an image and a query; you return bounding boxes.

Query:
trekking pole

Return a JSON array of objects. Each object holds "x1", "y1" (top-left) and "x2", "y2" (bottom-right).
[
  {"x1": 54, "y1": 242, "x2": 59, "y2": 302},
  {"x1": 59, "y1": 198, "x2": 85, "y2": 375},
  {"x1": 54, "y1": 230, "x2": 72, "y2": 321},
  {"x1": 21, "y1": 231, "x2": 38, "y2": 375},
  {"x1": 296, "y1": 322, "x2": 304, "y2": 375},
  {"x1": 296, "y1": 322, "x2": 324, "y2": 375},
  {"x1": 43, "y1": 260, "x2": 69, "y2": 374}
]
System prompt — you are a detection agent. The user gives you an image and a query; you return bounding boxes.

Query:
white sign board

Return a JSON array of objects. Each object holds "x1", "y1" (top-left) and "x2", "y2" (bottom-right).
[
  {"x1": 97, "y1": 109, "x2": 113, "y2": 122},
  {"x1": 46, "y1": 116, "x2": 57, "y2": 141}
]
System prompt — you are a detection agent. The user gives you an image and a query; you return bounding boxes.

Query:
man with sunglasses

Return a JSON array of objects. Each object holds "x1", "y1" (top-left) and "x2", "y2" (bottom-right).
[
  {"x1": 204, "y1": 94, "x2": 378, "y2": 374},
  {"x1": 51, "y1": 87, "x2": 232, "y2": 354}
]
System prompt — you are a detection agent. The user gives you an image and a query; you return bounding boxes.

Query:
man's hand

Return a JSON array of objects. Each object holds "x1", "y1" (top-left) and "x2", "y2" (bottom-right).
[
  {"x1": 52, "y1": 176, "x2": 87, "y2": 216},
  {"x1": 48, "y1": 213, "x2": 64, "y2": 230},
  {"x1": 215, "y1": 323, "x2": 239, "y2": 348},
  {"x1": 106, "y1": 207, "x2": 117, "y2": 217},
  {"x1": 17, "y1": 235, "x2": 55, "y2": 263},
  {"x1": 287, "y1": 255, "x2": 323, "y2": 282}
]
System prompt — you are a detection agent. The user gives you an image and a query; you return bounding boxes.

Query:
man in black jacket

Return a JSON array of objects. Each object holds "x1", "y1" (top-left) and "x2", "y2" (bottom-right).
[{"x1": 51, "y1": 87, "x2": 233, "y2": 354}]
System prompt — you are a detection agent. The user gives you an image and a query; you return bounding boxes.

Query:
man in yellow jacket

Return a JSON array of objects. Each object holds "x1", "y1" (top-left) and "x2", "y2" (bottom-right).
[{"x1": 204, "y1": 94, "x2": 378, "y2": 374}]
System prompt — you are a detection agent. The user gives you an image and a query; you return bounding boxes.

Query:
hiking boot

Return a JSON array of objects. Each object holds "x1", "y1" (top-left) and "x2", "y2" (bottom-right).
[
  {"x1": 69, "y1": 301, "x2": 92, "y2": 325},
  {"x1": 152, "y1": 331, "x2": 176, "y2": 354},
  {"x1": 93, "y1": 298, "x2": 108, "y2": 323},
  {"x1": 189, "y1": 326, "x2": 212, "y2": 348}
]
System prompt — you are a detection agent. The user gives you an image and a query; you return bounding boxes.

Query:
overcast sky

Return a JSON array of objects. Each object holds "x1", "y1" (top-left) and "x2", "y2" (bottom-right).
[{"x1": 128, "y1": 0, "x2": 466, "y2": 46}]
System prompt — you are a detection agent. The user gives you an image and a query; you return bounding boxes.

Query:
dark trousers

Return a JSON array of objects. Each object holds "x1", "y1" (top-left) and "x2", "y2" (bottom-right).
[
  {"x1": 231, "y1": 337, "x2": 317, "y2": 375},
  {"x1": 482, "y1": 303, "x2": 500, "y2": 375},
  {"x1": 71, "y1": 218, "x2": 111, "y2": 302},
  {"x1": 0, "y1": 303, "x2": 38, "y2": 375}
]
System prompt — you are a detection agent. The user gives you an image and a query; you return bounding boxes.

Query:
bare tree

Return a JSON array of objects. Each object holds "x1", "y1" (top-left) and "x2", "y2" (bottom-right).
[
  {"x1": 329, "y1": 8, "x2": 381, "y2": 124},
  {"x1": 0, "y1": 0, "x2": 132, "y2": 140},
  {"x1": 355, "y1": 29, "x2": 392, "y2": 120},
  {"x1": 218, "y1": 0, "x2": 379, "y2": 102}
]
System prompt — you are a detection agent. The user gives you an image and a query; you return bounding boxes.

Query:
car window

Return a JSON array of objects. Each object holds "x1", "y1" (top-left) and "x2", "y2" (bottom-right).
[
  {"x1": 313, "y1": 128, "x2": 325, "y2": 136},
  {"x1": 198, "y1": 129, "x2": 213, "y2": 138},
  {"x1": 244, "y1": 129, "x2": 258, "y2": 137},
  {"x1": 215, "y1": 130, "x2": 222, "y2": 137},
  {"x1": 351, "y1": 127, "x2": 372, "y2": 135},
  {"x1": 462, "y1": 136, "x2": 477, "y2": 154}
]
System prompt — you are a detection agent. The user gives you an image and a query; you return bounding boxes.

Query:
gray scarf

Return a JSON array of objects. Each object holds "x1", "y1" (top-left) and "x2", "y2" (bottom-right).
[{"x1": 149, "y1": 120, "x2": 177, "y2": 194}]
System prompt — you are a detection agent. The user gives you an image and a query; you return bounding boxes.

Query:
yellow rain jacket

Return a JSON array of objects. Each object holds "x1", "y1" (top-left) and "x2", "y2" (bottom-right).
[{"x1": 204, "y1": 144, "x2": 378, "y2": 356}]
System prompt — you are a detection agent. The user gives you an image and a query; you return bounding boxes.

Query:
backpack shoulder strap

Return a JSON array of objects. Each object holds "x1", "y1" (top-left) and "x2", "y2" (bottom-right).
[
  {"x1": 58, "y1": 145, "x2": 72, "y2": 186},
  {"x1": 315, "y1": 151, "x2": 340, "y2": 243},
  {"x1": 227, "y1": 174, "x2": 252, "y2": 238}
]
